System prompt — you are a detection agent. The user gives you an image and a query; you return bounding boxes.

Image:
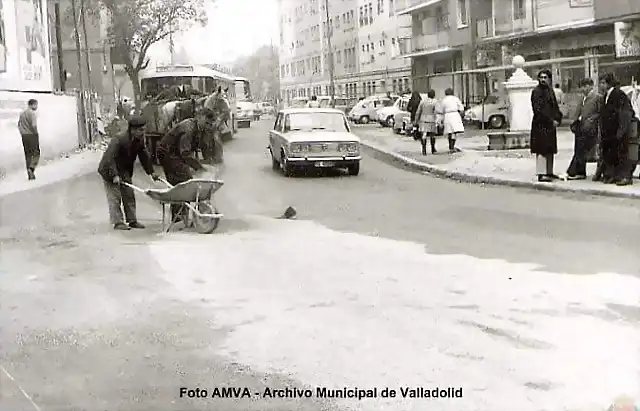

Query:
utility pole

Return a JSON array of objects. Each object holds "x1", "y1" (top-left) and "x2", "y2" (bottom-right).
[
  {"x1": 70, "y1": 0, "x2": 88, "y2": 144},
  {"x1": 323, "y1": 0, "x2": 336, "y2": 107},
  {"x1": 169, "y1": 24, "x2": 175, "y2": 64},
  {"x1": 53, "y1": 1, "x2": 65, "y2": 91},
  {"x1": 80, "y1": 0, "x2": 94, "y2": 142}
]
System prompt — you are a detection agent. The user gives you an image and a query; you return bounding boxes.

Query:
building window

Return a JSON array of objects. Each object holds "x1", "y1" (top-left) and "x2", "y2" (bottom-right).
[
  {"x1": 359, "y1": 6, "x2": 364, "y2": 25},
  {"x1": 377, "y1": 0, "x2": 382, "y2": 14},
  {"x1": 336, "y1": 15, "x2": 340, "y2": 28},
  {"x1": 457, "y1": 0, "x2": 468, "y2": 27},
  {"x1": 389, "y1": 0, "x2": 394, "y2": 16},
  {"x1": 513, "y1": 0, "x2": 526, "y2": 20},
  {"x1": 337, "y1": 51, "x2": 342, "y2": 63},
  {"x1": 368, "y1": 3, "x2": 373, "y2": 23}
]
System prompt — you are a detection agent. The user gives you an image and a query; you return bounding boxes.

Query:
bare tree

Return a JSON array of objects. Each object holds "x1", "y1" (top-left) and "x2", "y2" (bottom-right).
[{"x1": 99, "y1": 0, "x2": 209, "y2": 108}]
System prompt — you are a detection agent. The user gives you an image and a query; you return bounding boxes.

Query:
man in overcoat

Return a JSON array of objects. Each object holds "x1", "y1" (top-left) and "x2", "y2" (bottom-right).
[
  {"x1": 530, "y1": 69, "x2": 563, "y2": 182},
  {"x1": 597, "y1": 72, "x2": 635, "y2": 186}
]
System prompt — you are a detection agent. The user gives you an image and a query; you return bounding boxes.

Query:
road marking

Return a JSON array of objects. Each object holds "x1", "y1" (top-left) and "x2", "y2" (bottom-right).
[{"x1": 0, "y1": 363, "x2": 42, "y2": 411}]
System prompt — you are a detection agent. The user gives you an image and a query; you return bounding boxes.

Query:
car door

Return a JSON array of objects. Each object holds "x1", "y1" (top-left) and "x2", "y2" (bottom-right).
[{"x1": 270, "y1": 113, "x2": 284, "y2": 160}]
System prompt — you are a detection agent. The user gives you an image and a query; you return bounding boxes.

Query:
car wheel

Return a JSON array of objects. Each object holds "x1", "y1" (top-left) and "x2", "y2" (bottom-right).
[
  {"x1": 393, "y1": 127, "x2": 401, "y2": 134},
  {"x1": 347, "y1": 162, "x2": 360, "y2": 176},
  {"x1": 359, "y1": 115, "x2": 370, "y2": 124},
  {"x1": 270, "y1": 148, "x2": 279, "y2": 170},
  {"x1": 280, "y1": 149, "x2": 294, "y2": 177},
  {"x1": 489, "y1": 115, "x2": 505, "y2": 129},
  {"x1": 387, "y1": 116, "x2": 394, "y2": 127}
]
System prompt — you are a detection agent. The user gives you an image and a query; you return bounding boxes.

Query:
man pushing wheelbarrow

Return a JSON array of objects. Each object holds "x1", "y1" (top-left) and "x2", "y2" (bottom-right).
[{"x1": 156, "y1": 108, "x2": 218, "y2": 225}]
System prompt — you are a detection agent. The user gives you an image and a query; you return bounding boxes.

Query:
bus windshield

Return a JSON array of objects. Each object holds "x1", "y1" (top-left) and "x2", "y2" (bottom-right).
[
  {"x1": 141, "y1": 76, "x2": 218, "y2": 99},
  {"x1": 235, "y1": 79, "x2": 251, "y2": 102}
]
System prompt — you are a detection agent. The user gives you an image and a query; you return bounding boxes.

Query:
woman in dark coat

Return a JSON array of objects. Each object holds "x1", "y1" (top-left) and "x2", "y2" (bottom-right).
[
  {"x1": 531, "y1": 69, "x2": 563, "y2": 182},
  {"x1": 407, "y1": 91, "x2": 422, "y2": 140}
]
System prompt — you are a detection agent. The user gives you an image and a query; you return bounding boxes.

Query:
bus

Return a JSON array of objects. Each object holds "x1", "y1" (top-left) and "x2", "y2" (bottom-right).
[
  {"x1": 139, "y1": 64, "x2": 238, "y2": 134},
  {"x1": 235, "y1": 77, "x2": 252, "y2": 102}
]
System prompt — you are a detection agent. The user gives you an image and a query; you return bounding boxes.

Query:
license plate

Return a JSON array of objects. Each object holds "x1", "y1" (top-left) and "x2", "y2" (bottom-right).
[{"x1": 314, "y1": 161, "x2": 334, "y2": 167}]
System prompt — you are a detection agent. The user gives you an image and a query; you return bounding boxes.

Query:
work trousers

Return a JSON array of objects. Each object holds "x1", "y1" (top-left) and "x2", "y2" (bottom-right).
[
  {"x1": 535, "y1": 154, "x2": 555, "y2": 176},
  {"x1": 158, "y1": 151, "x2": 193, "y2": 220},
  {"x1": 103, "y1": 176, "x2": 136, "y2": 225},
  {"x1": 21, "y1": 134, "x2": 40, "y2": 171},
  {"x1": 567, "y1": 131, "x2": 597, "y2": 177}
]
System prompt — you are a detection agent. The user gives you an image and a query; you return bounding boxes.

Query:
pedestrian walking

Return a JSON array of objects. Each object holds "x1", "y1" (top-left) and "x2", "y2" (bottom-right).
[
  {"x1": 597, "y1": 72, "x2": 635, "y2": 186},
  {"x1": 17, "y1": 99, "x2": 40, "y2": 180},
  {"x1": 157, "y1": 109, "x2": 212, "y2": 223},
  {"x1": 414, "y1": 89, "x2": 439, "y2": 154},
  {"x1": 437, "y1": 88, "x2": 465, "y2": 153},
  {"x1": 97, "y1": 116, "x2": 160, "y2": 231},
  {"x1": 566, "y1": 78, "x2": 601, "y2": 180},
  {"x1": 531, "y1": 69, "x2": 563, "y2": 182}
]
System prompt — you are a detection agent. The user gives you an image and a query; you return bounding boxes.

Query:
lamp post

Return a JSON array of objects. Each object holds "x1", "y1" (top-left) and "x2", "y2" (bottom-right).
[{"x1": 323, "y1": 0, "x2": 336, "y2": 107}]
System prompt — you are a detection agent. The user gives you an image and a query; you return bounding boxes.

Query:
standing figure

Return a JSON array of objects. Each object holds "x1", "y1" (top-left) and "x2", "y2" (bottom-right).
[
  {"x1": 407, "y1": 91, "x2": 422, "y2": 140},
  {"x1": 204, "y1": 87, "x2": 230, "y2": 158},
  {"x1": 597, "y1": 72, "x2": 635, "y2": 186},
  {"x1": 156, "y1": 109, "x2": 212, "y2": 223},
  {"x1": 531, "y1": 69, "x2": 563, "y2": 182},
  {"x1": 437, "y1": 88, "x2": 465, "y2": 153},
  {"x1": 415, "y1": 89, "x2": 439, "y2": 155},
  {"x1": 566, "y1": 78, "x2": 601, "y2": 180},
  {"x1": 97, "y1": 116, "x2": 159, "y2": 230},
  {"x1": 17, "y1": 99, "x2": 40, "y2": 180}
]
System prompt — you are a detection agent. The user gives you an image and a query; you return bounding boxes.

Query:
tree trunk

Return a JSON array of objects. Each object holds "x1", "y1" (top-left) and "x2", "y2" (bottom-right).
[{"x1": 127, "y1": 67, "x2": 142, "y2": 111}]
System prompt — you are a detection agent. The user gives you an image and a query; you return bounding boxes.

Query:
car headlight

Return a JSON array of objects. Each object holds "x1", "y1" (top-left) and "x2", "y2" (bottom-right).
[
  {"x1": 338, "y1": 142, "x2": 359, "y2": 154},
  {"x1": 289, "y1": 143, "x2": 310, "y2": 156}
]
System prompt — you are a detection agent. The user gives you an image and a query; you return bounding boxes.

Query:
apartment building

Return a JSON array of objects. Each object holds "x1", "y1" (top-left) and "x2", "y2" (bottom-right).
[
  {"x1": 278, "y1": 0, "x2": 412, "y2": 104},
  {"x1": 397, "y1": 0, "x2": 640, "y2": 105}
]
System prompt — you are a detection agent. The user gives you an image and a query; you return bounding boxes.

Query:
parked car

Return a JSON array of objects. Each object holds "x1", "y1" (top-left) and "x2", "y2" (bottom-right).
[
  {"x1": 376, "y1": 95, "x2": 403, "y2": 127},
  {"x1": 236, "y1": 101, "x2": 253, "y2": 128},
  {"x1": 463, "y1": 95, "x2": 508, "y2": 129},
  {"x1": 268, "y1": 108, "x2": 361, "y2": 177},
  {"x1": 318, "y1": 96, "x2": 352, "y2": 114},
  {"x1": 289, "y1": 97, "x2": 309, "y2": 108},
  {"x1": 257, "y1": 102, "x2": 275, "y2": 115},
  {"x1": 348, "y1": 95, "x2": 396, "y2": 124}
]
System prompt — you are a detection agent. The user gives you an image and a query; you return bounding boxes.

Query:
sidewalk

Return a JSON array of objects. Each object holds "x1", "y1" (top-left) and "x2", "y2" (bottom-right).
[
  {"x1": 0, "y1": 141, "x2": 107, "y2": 197},
  {"x1": 354, "y1": 126, "x2": 640, "y2": 199}
]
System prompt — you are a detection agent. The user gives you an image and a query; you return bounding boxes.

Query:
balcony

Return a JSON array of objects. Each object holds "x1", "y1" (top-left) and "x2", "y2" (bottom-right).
[
  {"x1": 407, "y1": 32, "x2": 450, "y2": 55},
  {"x1": 395, "y1": 0, "x2": 446, "y2": 16},
  {"x1": 476, "y1": 6, "x2": 533, "y2": 40}
]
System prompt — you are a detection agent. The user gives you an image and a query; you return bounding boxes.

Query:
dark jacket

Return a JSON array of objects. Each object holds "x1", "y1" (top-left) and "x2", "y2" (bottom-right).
[
  {"x1": 157, "y1": 118, "x2": 205, "y2": 171},
  {"x1": 600, "y1": 87, "x2": 634, "y2": 141},
  {"x1": 407, "y1": 93, "x2": 422, "y2": 123},
  {"x1": 572, "y1": 90, "x2": 602, "y2": 138},
  {"x1": 531, "y1": 84, "x2": 563, "y2": 155},
  {"x1": 98, "y1": 132, "x2": 154, "y2": 181}
]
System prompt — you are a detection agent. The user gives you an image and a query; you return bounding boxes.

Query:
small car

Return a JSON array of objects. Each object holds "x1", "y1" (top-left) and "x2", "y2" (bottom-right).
[
  {"x1": 236, "y1": 101, "x2": 253, "y2": 128},
  {"x1": 376, "y1": 95, "x2": 403, "y2": 127},
  {"x1": 268, "y1": 108, "x2": 362, "y2": 177},
  {"x1": 463, "y1": 95, "x2": 509, "y2": 129},
  {"x1": 348, "y1": 95, "x2": 395, "y2": 124}
]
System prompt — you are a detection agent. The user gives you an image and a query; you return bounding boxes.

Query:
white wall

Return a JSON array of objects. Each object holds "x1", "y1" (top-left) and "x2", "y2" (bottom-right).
[{"x1": 0, "y1": 91, "x2": 79, "y2": 176}]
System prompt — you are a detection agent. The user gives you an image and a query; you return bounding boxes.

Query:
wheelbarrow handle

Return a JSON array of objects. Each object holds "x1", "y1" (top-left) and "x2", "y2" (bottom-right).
[
  {"x1": 120, "y1": 181, "x2": 147, "y2": 194},
  {"x1": 158, "y1": 177, "x2": 173, "y2": 188}
]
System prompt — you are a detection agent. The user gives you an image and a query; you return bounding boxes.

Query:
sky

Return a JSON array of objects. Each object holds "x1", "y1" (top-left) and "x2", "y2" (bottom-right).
[{"x1": 148, "y1": 0, "x2": 279, "y2": 65}]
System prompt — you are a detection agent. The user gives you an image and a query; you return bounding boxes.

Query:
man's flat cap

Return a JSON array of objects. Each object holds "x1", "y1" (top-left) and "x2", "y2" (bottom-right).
[{"x1": 128, "y1": 116, "x2": 146, "y2": 127}]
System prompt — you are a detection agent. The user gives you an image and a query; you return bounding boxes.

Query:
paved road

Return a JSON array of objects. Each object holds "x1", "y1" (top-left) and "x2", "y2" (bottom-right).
[{"x1": 1, "y1": 120, "x2": 639, "y2": 411}]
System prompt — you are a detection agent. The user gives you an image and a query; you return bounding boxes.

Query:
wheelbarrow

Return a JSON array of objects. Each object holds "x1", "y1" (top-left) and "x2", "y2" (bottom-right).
[{"x1": 122, "y1": 177, "x2": 224, "y2": 234}]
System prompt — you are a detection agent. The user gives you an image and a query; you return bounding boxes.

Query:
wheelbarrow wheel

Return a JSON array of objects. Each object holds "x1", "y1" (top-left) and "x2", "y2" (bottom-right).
[{"x1": 193, "y1": 201, "x2": 220, "y2": 234}]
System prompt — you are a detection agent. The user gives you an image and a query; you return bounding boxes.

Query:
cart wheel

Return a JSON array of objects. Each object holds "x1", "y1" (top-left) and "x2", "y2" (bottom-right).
[{"x1": 193, "y1": 201, "x2": 220, "y2": 234}]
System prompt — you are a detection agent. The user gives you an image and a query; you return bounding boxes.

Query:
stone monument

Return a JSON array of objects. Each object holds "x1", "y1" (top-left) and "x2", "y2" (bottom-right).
[{"x1": 487, "y1": 55, "x2": 539, "y2": 150}]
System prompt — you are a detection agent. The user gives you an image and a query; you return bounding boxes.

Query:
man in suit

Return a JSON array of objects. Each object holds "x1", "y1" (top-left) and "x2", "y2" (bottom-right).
[
  {"x1": 567, "y1": 78, "x2": 601, "y2": 179},
  {"x1": 596, "y1": 72, "x2": 635, "y2": 186}
]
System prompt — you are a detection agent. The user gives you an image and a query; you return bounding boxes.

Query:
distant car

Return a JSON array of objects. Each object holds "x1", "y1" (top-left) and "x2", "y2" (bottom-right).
[
  {"x1": 318, "y1": 96, "x2": 352, "y2": 114},
  {"x1": 348, "y1": 95, "x2": 396, "y2": 124},
  {"x1": 236, "y1": 101, "x2": 253, "y2": 128},
  {"x1": 376, "y1": 96, "x2": 402, "y2": 127},
  {"x1": 464, "y1": 95, "x2": 508, "y2": 129},
  {"x1": 257, "y1": 102, "x2": 275, "y2": 115},
  {"x1": 268, "y1": 108, "x2": 362, "y2": 177}
]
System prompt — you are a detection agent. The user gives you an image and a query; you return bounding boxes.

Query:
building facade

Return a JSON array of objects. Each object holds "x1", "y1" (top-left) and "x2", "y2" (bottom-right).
[
  {"x1": 278, "y1": 0, "x2": 412, "y2": 104},
  {"x1": 48, "y1": 5, "x2": 117, "y2": 110},
  {"x1": 397, "y1": 0, "x2": 640, "y2": 107}
]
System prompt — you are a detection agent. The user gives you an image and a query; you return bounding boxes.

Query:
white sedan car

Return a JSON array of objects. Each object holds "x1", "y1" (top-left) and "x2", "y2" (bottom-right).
[{"x1": 268, "y1": 108, "x2": 361, "y2": 177}]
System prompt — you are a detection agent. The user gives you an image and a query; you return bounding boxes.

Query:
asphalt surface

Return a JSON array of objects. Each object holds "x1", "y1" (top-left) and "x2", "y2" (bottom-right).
[{"x1": 1, "y1": 120, "x2": 639, "y2": 411}]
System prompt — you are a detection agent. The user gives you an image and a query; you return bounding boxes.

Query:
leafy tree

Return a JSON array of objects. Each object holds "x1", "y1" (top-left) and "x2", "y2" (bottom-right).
[
  {"x1": 233, "y1": 45, "x2": 280, "y2": 102},
  {"x1": 98, "y1": 0, "x2": 208, "y2": 107}
]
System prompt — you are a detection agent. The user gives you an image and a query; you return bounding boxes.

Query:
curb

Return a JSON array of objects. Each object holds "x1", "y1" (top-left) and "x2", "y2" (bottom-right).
[{"x1": 361, "y1": 140, "x2": 640, "y2": 200}]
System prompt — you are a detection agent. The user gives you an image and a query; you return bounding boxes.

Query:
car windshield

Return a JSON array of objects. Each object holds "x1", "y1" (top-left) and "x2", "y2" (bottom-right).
[
  {"x1": 286, "y1": 112, "x2": 348, "y2": 132},
  {"x1": 381, "y1": 99, "x2": 394, "y2": 107}
]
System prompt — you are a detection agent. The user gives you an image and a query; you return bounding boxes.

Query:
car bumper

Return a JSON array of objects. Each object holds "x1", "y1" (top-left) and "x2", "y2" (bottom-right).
[
  {"x1": 237, "y1": 117, "x2": 251, "y2": 122},
  {"x1": 286, "y1": 156, "x2": 361, "y2": 167}
]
